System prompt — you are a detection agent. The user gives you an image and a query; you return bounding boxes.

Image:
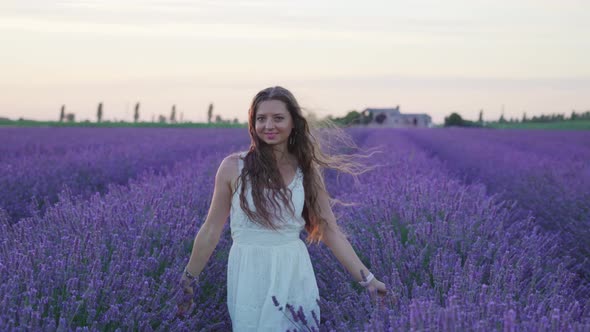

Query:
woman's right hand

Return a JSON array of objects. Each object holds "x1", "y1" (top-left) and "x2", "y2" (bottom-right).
[{"x1": 176, "y1": 274, "x2": 195, "y2": 318}]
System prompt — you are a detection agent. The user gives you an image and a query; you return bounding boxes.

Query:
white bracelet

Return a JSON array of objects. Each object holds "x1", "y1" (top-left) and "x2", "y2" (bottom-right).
[{"x1": 359, "y1": 272, "x2": 374, "y2": 287}]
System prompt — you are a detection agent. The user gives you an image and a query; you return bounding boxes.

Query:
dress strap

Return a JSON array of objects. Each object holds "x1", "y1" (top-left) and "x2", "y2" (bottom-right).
[
  {"x1": 237, "y1": 151, "x2": 247, "y2": 173},
  {"x1": 233, "y1": 151, "x2": 248, "y2": 194}
]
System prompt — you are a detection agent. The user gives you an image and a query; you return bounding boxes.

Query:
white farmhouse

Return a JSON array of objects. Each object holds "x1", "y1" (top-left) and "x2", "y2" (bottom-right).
[{"x1": 362, "y1": 106, "x2": 432, "y2": 128}]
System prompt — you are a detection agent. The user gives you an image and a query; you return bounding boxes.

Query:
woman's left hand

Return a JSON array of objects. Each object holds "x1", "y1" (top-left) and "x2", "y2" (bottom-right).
[{"x1": 366, "y1": 278, "x2": 398, "y2": 308}]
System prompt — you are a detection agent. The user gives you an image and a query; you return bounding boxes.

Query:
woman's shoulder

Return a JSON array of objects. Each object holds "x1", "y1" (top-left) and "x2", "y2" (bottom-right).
[
  {"x1": 218, "y1": 153, "x2": 241, "y2": 173},
  {"x1": 222, "y1": 151, "x2": 248, "y2": 165},
  {"x1": 217, "y1": 152, "x2": 246, "y2": 188},
  {"x1": 223, "y1": 150, "x2": 248, "y2": 160}
]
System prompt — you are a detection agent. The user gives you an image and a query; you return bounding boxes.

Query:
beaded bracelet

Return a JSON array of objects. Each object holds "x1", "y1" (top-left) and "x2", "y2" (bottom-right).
[
  {"x1": 183, "y1": 268, "x2": 198, "y2": 281},
  {"x1": 359, "y1": 272, "x2": 374, "y2": 287}
]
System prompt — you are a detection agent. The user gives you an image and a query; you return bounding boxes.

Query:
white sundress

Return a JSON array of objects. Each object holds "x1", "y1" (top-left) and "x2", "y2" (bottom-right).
[{"x1": 227, "y1": 152, "x2": 321, "y2": 331}]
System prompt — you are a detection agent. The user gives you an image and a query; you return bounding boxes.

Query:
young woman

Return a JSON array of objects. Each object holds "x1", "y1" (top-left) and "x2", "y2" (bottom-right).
[{"x1": 177, "y1": 86, "x2": 388, "y2": 331}]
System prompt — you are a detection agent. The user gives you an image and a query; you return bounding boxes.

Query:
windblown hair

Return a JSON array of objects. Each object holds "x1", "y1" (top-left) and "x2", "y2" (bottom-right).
[{"x1": 237, "y1": 86, "x2": 377, "y2": 244}]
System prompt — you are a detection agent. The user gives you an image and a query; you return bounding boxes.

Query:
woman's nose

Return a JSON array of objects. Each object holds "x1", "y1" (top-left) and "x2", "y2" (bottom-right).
[{"x1": 265, "y1": 119, "x2": 275, "y2": 128}]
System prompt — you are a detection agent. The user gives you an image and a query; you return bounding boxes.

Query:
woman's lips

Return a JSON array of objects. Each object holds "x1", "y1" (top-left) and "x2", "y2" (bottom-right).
[{"x1": 265, "y1": 133, "x2": 277, "y2": 139}]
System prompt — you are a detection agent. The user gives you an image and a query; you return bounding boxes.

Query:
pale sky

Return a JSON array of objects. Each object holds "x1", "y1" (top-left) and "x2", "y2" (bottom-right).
[{"x1": 1, "y1": 0, "x2": 589, "y2": 124}]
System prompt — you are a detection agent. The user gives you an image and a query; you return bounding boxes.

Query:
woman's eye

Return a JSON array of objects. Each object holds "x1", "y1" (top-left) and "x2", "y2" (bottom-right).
[
  {"x1": 256, "y1": 117, "x2": 264, "y2": 121},
  {"x1": 275, "y1": 117, "x2": 284, "y2": 120}
]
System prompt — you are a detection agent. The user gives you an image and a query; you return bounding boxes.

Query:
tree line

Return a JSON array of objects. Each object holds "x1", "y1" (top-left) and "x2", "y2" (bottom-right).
[
  {"x1": 444, "y1": 109, "x2": 590, "y2": 127},
  {"x1": 58, "y1": 102, "x2": 240, "y2": 124},
  {"x1": 319, "y1": 108, "x2": 590, "y2": 128}
]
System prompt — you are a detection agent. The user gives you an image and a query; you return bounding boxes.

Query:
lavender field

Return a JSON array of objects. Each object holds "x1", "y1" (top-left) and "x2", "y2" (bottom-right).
[{"x1": 1, "y1": 127, "x2": 589, "y2": 331}]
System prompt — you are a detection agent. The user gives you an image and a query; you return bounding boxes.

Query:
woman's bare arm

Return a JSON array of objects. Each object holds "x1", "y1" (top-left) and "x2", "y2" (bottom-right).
[
  {"x1": 184, "y1": 155, "x2": 236, "y2": 277},
  {"x1": 317, "y1": 184, "x2": 387, "y2": 295},
  {"x1": 317, "y1": 187, "x2": 371, "y2": 283}
]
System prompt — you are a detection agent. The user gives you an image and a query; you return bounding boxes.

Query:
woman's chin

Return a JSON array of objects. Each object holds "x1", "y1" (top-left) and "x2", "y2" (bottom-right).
[{"x1": 261, "y1": 139, "x2": 286, "y2": 146}]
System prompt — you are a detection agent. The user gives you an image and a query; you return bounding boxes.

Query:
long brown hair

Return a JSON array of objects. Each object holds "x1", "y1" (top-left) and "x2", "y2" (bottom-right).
[{"x1": 238, "y1": 86, "x2": 377, "y2": 244}]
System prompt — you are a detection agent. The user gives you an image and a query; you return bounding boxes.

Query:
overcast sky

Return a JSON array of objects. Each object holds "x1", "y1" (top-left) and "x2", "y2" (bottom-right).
[{"x1": 1, "y1": 0, "x2": 589, "y2": 124}]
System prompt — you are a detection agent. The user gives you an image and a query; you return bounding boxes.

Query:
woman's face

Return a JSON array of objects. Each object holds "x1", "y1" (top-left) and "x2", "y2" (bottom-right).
[{"x1": 255, "y1": 100, "x2": 294, "y2": 147}]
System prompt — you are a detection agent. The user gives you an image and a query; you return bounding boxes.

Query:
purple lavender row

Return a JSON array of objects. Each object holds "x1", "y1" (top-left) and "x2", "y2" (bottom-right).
[
  {"x1": 310, "y1": 129, "x2": 588, "y2": 330},
  {"x1": 0, "y1": 128, "x2": 249, "y2": 223},
  {"x1": 1, "y1": 128, "x2": 588, "y2": 330},
  {"x1": 435, "y1": 128, "x2": 590, "y2": 162},
  {"x1": 0, "y1": 127, "x2": 172, "y2": 161},
  {"x1": 400, "y1": 127, "x2": 590, "y2": 289}
]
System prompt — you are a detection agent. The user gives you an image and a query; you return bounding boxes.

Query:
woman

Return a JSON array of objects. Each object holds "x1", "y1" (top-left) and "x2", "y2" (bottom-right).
[{"x1": 177, "y1": 86, "x2": 388, "y2": 331}]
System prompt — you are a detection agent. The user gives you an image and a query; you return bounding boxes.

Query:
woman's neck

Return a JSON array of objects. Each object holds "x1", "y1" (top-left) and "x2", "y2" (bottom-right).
[{"x1": 271, "y1": 146, "x2": 294, "y2": 165}]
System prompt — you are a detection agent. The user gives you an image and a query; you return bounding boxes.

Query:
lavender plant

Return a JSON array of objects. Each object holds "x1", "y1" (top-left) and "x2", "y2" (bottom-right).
[{"x1": 401, "y1": 128, "x2": 590, "y2": 290}]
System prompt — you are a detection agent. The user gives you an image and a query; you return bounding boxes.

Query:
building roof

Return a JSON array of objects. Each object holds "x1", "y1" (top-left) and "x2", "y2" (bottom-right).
[
  {"x1": 363, "y1": 107, "x2": 400, "y2": 114},
  {"x1": 362, "y1": 106, "x2": 431, "y2": 121}
]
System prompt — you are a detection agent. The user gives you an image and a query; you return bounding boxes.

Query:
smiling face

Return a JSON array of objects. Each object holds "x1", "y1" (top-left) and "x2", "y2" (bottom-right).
[{"x1": 254, "y1": 99, "x2": 294, "y2": 147}]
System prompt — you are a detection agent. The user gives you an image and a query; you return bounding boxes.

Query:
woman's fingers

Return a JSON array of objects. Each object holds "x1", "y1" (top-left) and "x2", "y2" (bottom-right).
[
  {"x1": 368, "y1": 287, "x2": 388, "y2": 309},
  {"x1": 368, "y1": 283, "x2": 398, "y2": 309},
  {"x1": 176, "y1": 291, "x2": 194, "y2": 317},
  {"x1": 176, "y1": 301, "x2": 191, "y2": 318},
  {"x1": 176, "y1": 275, "x2": 195, "y2": 318},
  {"x1": 368, "y1": 286, "x2": 377, "y2": 301},
  {"x1": 374, "y1": 281, "x2": 388, "y2": 295}
]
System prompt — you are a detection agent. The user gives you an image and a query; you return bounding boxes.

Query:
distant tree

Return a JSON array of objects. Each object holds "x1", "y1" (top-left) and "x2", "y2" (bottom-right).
[
  {"x1": 97, "y1": 102, "x2": 103, "y2": 123},
  {"x1": 522, "y1": 112, "x2": 527, "y2": 122},
  {"x1": 59, "y1": 105, "x2": 65, "y2": 122},
  {"x1": 180, "y1": 112, "x2": 184, "y2": 123},
  {"x1": 207, "y1": 103, "x2": 214, "y2": 123},
  {"x1": 361, "y1": 109, "x2": 373, "y2": 124},
  {"x1": 305, "y1": 111, "x2": 319, "y2": 124},
  {"x1": 330, "y1": 109, "x2": 376, "y2": 126},
  {"x1": 343, "y1": 110, "x2": 361, "y2": 125},
  {"x1": 134, "y1": 103, "x2": 140, "y2": 123},
  {"x1": 158, "y1": 115, "x2": 167, "y2": 123},
  {"x1": 233, "y1": 118, "x2": 239, "y2": 124},
  {"x1": 332, "y1": 110, "x2": 359, "y2": 126},
  {"x1": 478, "y1": 109, "x2": 483, "y2": 123},
  {"x1": 499, "y1": 113, "x2": 507, "y2": 123},
  {"x1": 444, "y1": 113, "x2": 464, "y2": 127},
  {"x1": 215, "y1": 115, "x2": 222, "y2": 123},
  {"x1": 170, "y1": 105, "x2": 176, "y2": 123},
  {"x1": 66, "y1": 113, "x2": 76, "y2": 122}
]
